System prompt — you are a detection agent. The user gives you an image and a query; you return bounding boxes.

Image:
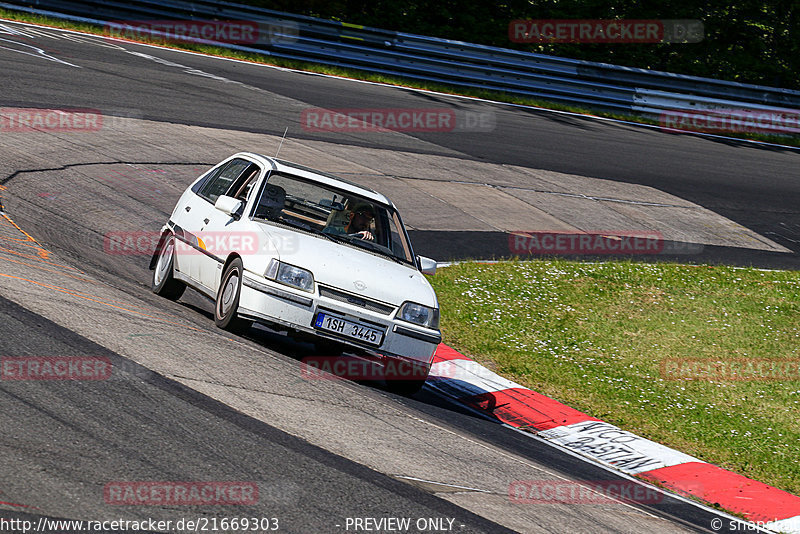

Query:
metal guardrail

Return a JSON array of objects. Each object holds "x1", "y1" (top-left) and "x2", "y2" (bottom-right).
[{"x1": 3, "y1": 0, "x2": 800, "y2": 131}]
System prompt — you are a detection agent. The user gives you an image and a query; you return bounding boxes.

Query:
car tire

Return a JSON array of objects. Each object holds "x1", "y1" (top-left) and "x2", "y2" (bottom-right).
[
  {"x1": 313, "y1": 338, "x2": 348, "y2": 356},
  {"x1": 383, "y1": 358, "x2": 429, "y2": 396},
  {"x1": 215, "y1": 257, "x2": 250, "y2": 332},
  {"x1": 152, "y1": 233, "x2": 186, "y2": 300}
]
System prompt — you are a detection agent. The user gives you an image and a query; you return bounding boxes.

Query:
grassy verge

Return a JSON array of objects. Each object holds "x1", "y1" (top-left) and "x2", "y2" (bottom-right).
[
  {"x1": 429, "y1": 259, "x2": 800, "y2": 495},
  {"x1": 1, "y1": 8, "x2": 798, "y2": 148}
]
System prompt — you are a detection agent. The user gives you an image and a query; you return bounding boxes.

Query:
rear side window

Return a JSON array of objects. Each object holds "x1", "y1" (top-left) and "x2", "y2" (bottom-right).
[
  {"x1": 191, "y1": 168, "x2": 213, "y2": 195},
  {"x1": 196, "y1": 158, "x2": 252, "y2": 204}
]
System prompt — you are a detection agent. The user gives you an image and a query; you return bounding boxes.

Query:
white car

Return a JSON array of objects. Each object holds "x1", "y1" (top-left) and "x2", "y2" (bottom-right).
[{"x1": 150, "y1": 152, "x2": 441, "y2": 393}]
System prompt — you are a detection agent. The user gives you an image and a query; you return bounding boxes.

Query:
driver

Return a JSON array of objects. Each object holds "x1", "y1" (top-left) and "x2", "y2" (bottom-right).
[
  {"x1": 323, "y1": 201, "x2": 375, "y2": 241},
  {"x1": 343, "y1": 202, "x2": 375, "y2": 241}
]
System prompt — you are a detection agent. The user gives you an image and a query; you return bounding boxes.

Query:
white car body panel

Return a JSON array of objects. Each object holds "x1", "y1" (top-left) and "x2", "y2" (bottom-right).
[{"x1": 251, "y1": 224, "x2": 437, "y2": 307}]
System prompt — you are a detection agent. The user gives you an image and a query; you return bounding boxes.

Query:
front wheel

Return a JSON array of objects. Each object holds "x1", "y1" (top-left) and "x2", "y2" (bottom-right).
[
  {"x1": 383, "y1": 358, "x2": 430, "y2": 396},
  {"x1": 215, "y1": 257, "x2": 250, "y2": 332},
  {"x1": 152, "y1": 233, "x2": 186, "y2": 300},
  {"x1": 313, "y1": 338, "x2": 348, "y2": 356}
]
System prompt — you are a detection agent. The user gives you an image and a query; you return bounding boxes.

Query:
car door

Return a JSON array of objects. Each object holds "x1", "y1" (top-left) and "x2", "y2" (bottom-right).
[
  {"x1": 169, "y1": 166, "x2": 219, "y2": 283},
  {"x1": 178, "y1": 158, "x2": 255, "y2": 291},
  {"x1": 196, "y1": 159, "x2": 264, "y2": 291}
]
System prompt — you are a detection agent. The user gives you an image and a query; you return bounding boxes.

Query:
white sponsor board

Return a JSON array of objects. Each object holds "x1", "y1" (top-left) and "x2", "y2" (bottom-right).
[{"x1": 538, "y1": 420, "x2": 699, "y2": 474}]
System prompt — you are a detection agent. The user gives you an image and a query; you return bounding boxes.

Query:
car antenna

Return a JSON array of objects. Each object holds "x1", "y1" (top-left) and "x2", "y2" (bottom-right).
[{"x1": 275, "y1": 127, "x2": 288, "y2": 158}]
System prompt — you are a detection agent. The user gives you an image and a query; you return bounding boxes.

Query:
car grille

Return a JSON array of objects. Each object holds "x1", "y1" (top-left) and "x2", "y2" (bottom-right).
[{"x1": 318, "y1": 286, "x2": 395, "y2": 315}]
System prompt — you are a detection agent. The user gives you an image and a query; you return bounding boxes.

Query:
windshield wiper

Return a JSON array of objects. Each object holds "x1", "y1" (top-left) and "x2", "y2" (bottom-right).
[
  {"x1": 315, "y1": 230, "x2": 346, "y2": 244},
  {"x1": 338, "y1": 235, "x2": 408, "y2": 265},
  {"x1": 381, "y1": 252, "x2": 408, "y2": 266}
]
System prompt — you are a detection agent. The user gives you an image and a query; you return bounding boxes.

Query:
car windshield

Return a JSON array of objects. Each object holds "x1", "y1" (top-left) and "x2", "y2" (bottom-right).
[{"x1": 251, "y1": 172, "x2": 414, "y2": 264}]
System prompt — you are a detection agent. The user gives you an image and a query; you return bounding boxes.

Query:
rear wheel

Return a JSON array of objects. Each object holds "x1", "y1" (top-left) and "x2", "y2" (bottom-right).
[
  {"x1": 215, "y1": 257, "x2": 250, "y2": 333},
  {"x1": 152, "y1": 233, "x2": 185, "y2": 300}
]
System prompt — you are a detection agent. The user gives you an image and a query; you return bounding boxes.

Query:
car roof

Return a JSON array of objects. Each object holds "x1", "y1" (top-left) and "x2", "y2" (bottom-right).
[{"x1": 234, "y1": 152, "x2": 394, "y2": 207}]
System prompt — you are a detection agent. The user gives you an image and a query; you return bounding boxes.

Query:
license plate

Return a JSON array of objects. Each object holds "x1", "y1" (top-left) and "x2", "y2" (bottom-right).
[{"x1": 314, "y1": 313, "x2": 384, "y2": 346}]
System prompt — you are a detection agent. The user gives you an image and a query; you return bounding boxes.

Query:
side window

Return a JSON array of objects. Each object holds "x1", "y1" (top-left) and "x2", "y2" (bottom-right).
[
  {"x1": 196, "y1": 158, "x2": 252, "y2": 205},
  {"x1": 191, "y1": 168, "x2": 215, "y2": 195},
  {"x1": 228, "y1": 164, "x2": 262, "y2": 202}
]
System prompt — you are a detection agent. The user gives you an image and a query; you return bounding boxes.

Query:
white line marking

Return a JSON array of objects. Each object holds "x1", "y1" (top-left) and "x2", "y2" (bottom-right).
[
  {"x1": 0, "y1": 22, "x2": 25, "y2": 35},
  {"x1": 392, "y1": 475, "x2": 491, "y2": 493},
  {"x1": 0, "y1": 36, "x2": 80, "y2": 67}
]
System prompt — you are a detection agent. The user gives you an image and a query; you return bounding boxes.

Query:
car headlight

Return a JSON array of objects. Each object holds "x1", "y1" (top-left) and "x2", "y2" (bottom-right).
[
  {"x1": 265, "y1": 259, "x2": 314, "y2": 293},
  {"x1": 397, "y1": 301, "x2": 439, "y2": 329}
]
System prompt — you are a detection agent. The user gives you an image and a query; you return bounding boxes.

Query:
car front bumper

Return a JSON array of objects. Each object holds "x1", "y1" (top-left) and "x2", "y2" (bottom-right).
[{"x1": 238, "y1": 271, "x2": 441, "y2": 365}]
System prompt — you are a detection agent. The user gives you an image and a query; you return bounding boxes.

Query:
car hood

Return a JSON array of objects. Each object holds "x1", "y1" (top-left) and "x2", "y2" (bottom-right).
[{"x1": 257, "y1": 223, "x2": 437, "y2": 308}]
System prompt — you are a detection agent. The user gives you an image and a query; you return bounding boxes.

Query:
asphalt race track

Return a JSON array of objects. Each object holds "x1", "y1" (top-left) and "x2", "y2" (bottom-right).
[
  {"x1": 1, "y1": 21, "x2": 798, "y2": 267},
  {"x1": 0, "y1": 294, "x2": 516, "y2": 533},
  {"x1": 1, "y1": 19, "x2": 795, "y2": 533}
]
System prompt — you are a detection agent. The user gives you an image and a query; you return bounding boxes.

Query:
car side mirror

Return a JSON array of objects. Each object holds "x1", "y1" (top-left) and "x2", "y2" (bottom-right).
[
  {"x1": 215, "y1": 195, "x2": 243, "y2": 219},
  {"x1": 417, "y1": 255, "x2": 437, "y2": 275}
]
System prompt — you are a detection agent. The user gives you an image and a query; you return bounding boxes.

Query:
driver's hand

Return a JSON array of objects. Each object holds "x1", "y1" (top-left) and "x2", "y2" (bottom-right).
[{"x1": 351, "y1": 230, "x2": 374, "y2": 241}]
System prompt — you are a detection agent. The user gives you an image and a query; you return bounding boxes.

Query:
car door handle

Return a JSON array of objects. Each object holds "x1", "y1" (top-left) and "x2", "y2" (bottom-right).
[
  {"x1": 185, "y1": 206, "x2": 191, "y2": 212},
  {"x1": 203, "y1": 218, "x2": 210, "y2": 225}
]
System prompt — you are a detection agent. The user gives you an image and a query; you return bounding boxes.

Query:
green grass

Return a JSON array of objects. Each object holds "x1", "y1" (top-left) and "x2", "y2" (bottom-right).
[
  {"x1": 1, "y1": 8, "x2": 798, "y2": 148},
  {"x1": 429, "y1": 260, "x2": 800, "y2": 495}
]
